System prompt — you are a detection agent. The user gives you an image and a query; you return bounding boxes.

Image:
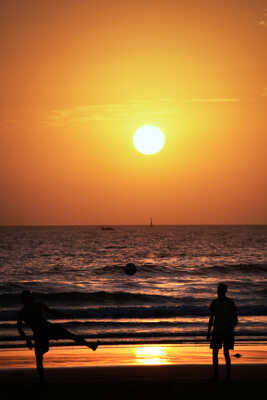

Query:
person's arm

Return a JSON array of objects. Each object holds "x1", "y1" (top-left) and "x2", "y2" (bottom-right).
[
  {"x1": 233, "y1": 302, "x2": 238, "y2": 327},
  {"x1": 17, "y1": 311, "x2": 33, "y2": 349},
  {"x1": 207, "y1": 314, "x2": 214, "y2": 340},
  {"x1": 207, "y1": 302, "x2": 215, "y2": 340}
]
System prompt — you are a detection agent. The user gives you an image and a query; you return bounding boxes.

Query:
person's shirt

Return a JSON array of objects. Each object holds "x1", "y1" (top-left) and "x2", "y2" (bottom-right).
[
  {"x1": 209, "y1": 296, "x2": 237, "y2": 334},
  {"x1": 18, "y1": 302, "x2": 50, "y2": 333}
]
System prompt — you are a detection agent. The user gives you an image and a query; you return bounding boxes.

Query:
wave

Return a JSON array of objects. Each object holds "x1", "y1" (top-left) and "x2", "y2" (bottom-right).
[
  {"x1": 92, "y1": 263, "x2": 267, "y2": 275},
  {"x1": 0, "y1": 291, "x2": 176, "y2": 306},
  {"x1": 2, "y1": 322, "x2": 266, "y2": 340},
  {"x1": 2, "y1": 337, "x2": 267, "y2": 349},
  {"x1": 0, "y1": 287, "x2": 266, "y2": 312},
  {"x1": 38, "y1": 262, "x2": 267, "y2": 277},
  {"x1": 0, "y1": 303, "x2": 266, "y2": 323},
  {"x1": 1, "y1": 329, "x2": 267, "y2": 345},
  {"x1": 198, "y1": 264, "x2": 267, "y2": 275},
  {"x1": 1, "y1": 286, "x2": 266, "y2": 306}
]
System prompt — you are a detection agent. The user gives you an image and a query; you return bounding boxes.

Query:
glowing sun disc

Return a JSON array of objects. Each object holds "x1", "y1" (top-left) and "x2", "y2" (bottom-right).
[{"x1": 133, "y1": 125, "x2": 165, "y2": 155}]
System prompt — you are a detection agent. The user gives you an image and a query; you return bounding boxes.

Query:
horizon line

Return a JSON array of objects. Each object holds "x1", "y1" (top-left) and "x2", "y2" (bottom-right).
[{"x1": 0, "y1": 223, "x2": 266, "y2": 227}]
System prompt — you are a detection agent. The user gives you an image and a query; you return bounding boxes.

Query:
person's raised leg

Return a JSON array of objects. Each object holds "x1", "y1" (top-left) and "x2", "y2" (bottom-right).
[
  {"x1": 73, "y1": 335, "x2": 99, "y2": 351},
  {"x1": 59, "y1": 326, "x2": 99, "y2": 351}
]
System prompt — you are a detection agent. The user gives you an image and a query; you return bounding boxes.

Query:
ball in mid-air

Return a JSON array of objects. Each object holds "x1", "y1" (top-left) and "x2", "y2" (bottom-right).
[{"x1": 125, "y1": 263, "x2": 137, "y2": 275}]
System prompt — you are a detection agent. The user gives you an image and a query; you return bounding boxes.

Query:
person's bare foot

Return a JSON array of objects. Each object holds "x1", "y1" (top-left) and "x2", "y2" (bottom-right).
[{"x1": 89, "y1": 340, "x2": 100, "y2": 351}]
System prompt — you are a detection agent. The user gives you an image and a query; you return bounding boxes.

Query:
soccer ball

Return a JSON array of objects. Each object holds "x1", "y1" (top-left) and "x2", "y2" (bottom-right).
[{"x1": 124, "y1": 263, "x2": 137, "y2": 276}]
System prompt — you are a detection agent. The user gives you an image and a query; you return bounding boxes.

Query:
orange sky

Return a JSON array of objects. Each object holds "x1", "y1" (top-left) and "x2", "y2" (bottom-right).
[{"x1": 1, "y1": 0, "x2": 266, "y2": 225}]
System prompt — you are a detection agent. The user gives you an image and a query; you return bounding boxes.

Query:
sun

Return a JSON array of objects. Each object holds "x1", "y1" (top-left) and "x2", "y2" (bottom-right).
[{"x1": 133, "y1": 125, "x2": 165, "y2": 155}]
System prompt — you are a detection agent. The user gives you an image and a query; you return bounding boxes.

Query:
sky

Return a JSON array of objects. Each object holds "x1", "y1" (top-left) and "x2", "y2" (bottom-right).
[{"x1": 0, "y1": 0, "x2": 266, "y2": 225}]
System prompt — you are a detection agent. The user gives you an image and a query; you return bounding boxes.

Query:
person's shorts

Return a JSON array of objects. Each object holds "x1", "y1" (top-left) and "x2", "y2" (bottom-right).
[
  {"x1": 210, "y1": 333, "x2": 235, "y2": 350},
  {"x1": 34, "y1": 323, "x2": 70, "y2": 354}
]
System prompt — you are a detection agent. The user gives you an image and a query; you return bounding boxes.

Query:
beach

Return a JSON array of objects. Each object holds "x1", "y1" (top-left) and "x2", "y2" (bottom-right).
[{"x1": 0, "y1": 344, "x2": 266, "y2": 398}]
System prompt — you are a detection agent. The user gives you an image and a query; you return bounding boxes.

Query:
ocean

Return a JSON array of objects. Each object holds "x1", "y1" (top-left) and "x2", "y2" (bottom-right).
[{"x1": 0, "y1": 225, "x2": 266, "y2": 349}]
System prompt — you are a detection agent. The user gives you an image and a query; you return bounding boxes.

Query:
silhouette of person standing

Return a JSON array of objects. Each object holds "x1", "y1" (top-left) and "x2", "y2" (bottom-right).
[
  {"x1": 17, "y1": 290, "x2": 99, "y2": 383},
  {"x1": 207, "y1": 283, "x2": 238, "y2": 382}
]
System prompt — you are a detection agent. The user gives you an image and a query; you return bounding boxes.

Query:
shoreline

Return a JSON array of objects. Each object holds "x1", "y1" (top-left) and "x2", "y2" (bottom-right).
[{"x1": 1, "y1": 343, "x2": 266, "y2": 369}]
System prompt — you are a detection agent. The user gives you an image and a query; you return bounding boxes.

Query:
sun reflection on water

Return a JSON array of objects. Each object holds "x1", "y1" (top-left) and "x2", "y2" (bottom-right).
[{"x1": 135, "y1": 346, "x2": 167, "y2": 365}]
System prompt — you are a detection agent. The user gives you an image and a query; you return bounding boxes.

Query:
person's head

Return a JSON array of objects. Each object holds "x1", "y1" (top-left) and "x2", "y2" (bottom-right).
[
  {"x1": 21, "y1": 290, "x2": 33, "y2": 305},
  {"x1": 217, "y1": 283, "x2": 227, "y2": 299}
]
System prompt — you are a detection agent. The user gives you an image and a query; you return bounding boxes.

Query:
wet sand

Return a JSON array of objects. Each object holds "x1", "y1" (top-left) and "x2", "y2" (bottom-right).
[
  {"x1": 1, "y1": 343, "x2": 267, "y2": 368},
  {"x1": 0, "y1": 344, "x2": 266, "y2": 398}
]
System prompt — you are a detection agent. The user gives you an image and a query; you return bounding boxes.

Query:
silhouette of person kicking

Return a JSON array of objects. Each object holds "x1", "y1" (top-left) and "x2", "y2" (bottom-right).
[
  {"x1": 17, "y1": 290, "x2": 99, "y2": 383},
  {"x1": 207, "y1": 283, "x2": 238, "y2": 382}
]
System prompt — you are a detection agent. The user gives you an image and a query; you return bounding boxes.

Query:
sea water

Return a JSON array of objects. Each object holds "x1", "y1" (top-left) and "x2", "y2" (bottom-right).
[{"x1": 0, "y1": 225, "x2": 266, "y2": 348}]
